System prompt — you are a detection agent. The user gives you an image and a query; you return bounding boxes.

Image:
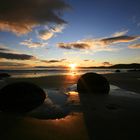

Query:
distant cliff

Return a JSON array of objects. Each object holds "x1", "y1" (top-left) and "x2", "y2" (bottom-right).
[
  {"x1": 87, "y1": 63, "x2": 140, "y2": 69},
  {"x1": 108, "y1": 63, "x2": 140, "y2": 69}
]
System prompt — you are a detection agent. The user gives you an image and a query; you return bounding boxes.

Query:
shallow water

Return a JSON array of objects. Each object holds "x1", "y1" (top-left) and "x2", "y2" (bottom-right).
[
  {"x1": 26, "y1": 84, "x2": 140, "y2": 120},
  {"x1": 0, "y1": 68, "x2": 128, "y2": 78}
]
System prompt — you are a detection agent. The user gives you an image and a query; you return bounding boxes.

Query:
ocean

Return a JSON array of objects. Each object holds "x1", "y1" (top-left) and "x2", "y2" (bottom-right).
[{"x1": 0, "y1": 68, "x2": 128, "y2": 78}]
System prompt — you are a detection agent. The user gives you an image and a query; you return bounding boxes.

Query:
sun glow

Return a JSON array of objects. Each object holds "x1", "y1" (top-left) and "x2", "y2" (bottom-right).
[{"x1": 69, "y1": 63, "x2": 77, "y2": 70}]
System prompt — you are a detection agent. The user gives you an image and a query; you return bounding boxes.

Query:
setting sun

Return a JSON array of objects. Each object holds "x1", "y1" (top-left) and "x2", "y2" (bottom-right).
[{"x1": 69, "y1": 63, "x2": 77, "y2": 70}]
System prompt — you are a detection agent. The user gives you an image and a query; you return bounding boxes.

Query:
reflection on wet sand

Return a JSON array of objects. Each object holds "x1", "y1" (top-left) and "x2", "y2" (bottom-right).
[
  {"x1": 66, "y1": 91, "x2": 80, "y2": 105},
  {"x1": 0, "y1": 112, "x2": 89, "y2": 140}
]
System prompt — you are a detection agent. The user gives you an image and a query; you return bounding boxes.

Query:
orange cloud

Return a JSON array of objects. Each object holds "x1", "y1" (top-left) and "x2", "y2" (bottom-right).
[
  {"x1": 102, "y1": 62, "x2": 112, "y2": 66},
  {"x1": 100, "y1": 36, "x2": 140, "y2": 46},
  {"x1": 41, "y1": 59, "x2": 66, "y2": 63},
  {"x1": 57, "y1": 34, "x2": 140, "y2": 51},
  {"x1": 38, "y1": 31, "x2": 54, "y2": 40},
  {"x1": 128, "y1": 43, "x2": 140, "y2": 49},
  {"x1": 112, "y1": 30, "x2": 128, "y2": 37},
  {"x1": 58, "y1": 42, "x2": 91, "y2": 49}
]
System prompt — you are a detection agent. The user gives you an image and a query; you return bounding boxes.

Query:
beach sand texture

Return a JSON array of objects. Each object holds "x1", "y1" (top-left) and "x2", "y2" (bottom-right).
[{"x1": 0, "y1": 72, "x2": 140, "y2": 140}]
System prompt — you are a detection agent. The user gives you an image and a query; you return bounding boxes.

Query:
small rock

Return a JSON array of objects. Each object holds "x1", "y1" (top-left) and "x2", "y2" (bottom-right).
[{"x1": 0, "y1": 73, "x2": 10, "y2": 79}]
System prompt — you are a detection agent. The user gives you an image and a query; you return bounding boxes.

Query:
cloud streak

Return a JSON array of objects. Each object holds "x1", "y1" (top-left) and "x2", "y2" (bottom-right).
[
  {"x1": 0, "y1": 62, "x2": 27, "y2": 67},
  {"x1": 57, "y1": 34, "x2": 140, "y2": 51},
  {"x1": 41, "y1": 59, "x2": 66, "y2": 63},
  {"x1": 0, "y1": 45, "x2": 10, "y2": 52},
  {"x1": 58, "y1": 42, "x2": 91, "y2": 50},
  {"x1": 128, "y1": 43, "x2": 140, "y2": 49},
  {"x1": 100, "y1": 36, "x2": 140, "y2": 46},
  {"x1": 112, "y1": 30, "x2": 128, "y2": 37},
  {"x1": 0, "y1": 0, "x2": 70, "y2": 35},
  {"x1": 102, "y1": 62, "x2": 112, "y2": 66},
  {"x1": 20, "y1": 39, "x2": 47, "y2": 48},
  {"x1": 0, "y1": 45, "x2": 37, "y2": 60},
  {"x1": 0, "y1": 51, "x2": 36, "y2": 60}
]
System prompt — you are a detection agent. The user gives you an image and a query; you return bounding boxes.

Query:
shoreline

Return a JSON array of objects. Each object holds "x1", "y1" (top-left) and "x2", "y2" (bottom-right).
[{"x1": 3, "y1": 71, "x2": 140, "y2": 94}]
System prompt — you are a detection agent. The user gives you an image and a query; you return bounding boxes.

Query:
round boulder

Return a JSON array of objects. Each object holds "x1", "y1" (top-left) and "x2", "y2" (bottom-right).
[
  {"x1": 0, "y1": 82, "x2": 46, "y2": 113},
  {"x1": 77, "y1": 72, "x2": 110, "y2": 94}
]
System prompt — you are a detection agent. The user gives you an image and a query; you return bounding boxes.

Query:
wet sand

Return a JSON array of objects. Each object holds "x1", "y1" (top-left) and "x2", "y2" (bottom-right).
[
  {"x1": 103, "y1": 72, "x2": 140, "y2": 93},
  {"x1": 0, "y1": 74, "x2": 89, "y2": 140},
  {"x1": 0, "y1": 72, "x2": 140, "y2": 140},
  {"x1": 80, "y1": 72, "x2": 140, "y2": 140},
  {"x1": 0, "y1": 112, "x2": 89, "y2": 140},
  {"x1": 80, "y1": 89, "x2": 140, "y2": 140}
]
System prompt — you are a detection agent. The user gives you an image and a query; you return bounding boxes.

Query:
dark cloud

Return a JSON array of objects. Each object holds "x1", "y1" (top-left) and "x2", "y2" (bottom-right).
[
  {"x1": 41, "y1": 59, "x2": 66, "y2": 63},
  {"x1": 84, "y1": 60, "x2": 89, "y2": 61},
  {"x1": 0, "y1": 47, "x2": 10, "y2": 52},
  {"x1": 0, "y1": 52, "x2": 36, "y2": 60},
  {"x1": 102, "y1": 62, "x2": 112, "y2": 66},
  {"x1": 101, "y1": 36, "x2": 140, "y2": 45},
  {"x1": 57, "y1": 42, "x2": 90, "y2": 49},
  {"x1": 0, "y1": 62, "x2": 27, "y2": 67},
  {"x1": 0, "y1": 45, "x2": 36, "y2": 60},
  {"x1": 0, "y1": 0, "x2": 70, "y2": 35},
  {"x1": 84, "y1": 59, "x2": 95, "y2": 62}
]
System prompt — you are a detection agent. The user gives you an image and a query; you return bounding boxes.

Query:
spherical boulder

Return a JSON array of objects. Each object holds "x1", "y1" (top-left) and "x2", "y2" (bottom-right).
[
  {"x1": 0, "y1": 82, "x2": 46, "y2": 113},
  {"x1": 77, "y1": 73, "x2": 110, "y2": 94}
]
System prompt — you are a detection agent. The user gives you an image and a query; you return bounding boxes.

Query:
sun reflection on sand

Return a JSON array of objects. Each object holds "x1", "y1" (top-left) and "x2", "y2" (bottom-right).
[
  {"x1": 0, "y1": 112, "x2": 89, "y2": 140},
  {"x1": 67, "y1": 91, "x2": 79, "y2": 95},
  {"x1": 66, "y1": 91, "x2": 81, "y2": 106},
  {"x1": 39, "y1": 112, "x2": 89, "y2": 140},
  {"x1": 70, "y1": 71, "x2": 77, "y2": 76},
  {"x1": 65, "y1": 73, "x2": 80, "y2": 82}
]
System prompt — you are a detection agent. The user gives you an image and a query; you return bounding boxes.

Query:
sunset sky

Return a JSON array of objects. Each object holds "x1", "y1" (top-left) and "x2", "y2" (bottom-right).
[{"x1": 0, "y1": 0, "x2": 140, "y2": 69}]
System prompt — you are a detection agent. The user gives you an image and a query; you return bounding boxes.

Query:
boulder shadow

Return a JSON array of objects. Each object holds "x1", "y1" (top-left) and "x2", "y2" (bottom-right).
[{"x1": 77, "y1": 72, "x2": 140, "y2": 140}]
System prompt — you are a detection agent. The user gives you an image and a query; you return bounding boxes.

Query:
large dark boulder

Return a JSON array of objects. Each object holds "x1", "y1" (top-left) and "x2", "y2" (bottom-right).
[
  {"x1": 77, "y1": 73, "x2": 110, "y2": 94},
  {"x1": 0, "y1": 82, "x2": 46, "y2": 113}
]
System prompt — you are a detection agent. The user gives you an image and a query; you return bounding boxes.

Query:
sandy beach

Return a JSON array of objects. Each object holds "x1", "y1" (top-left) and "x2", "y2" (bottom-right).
[
  {"x1": 0, "y1": 72, "x2": 140, "y2": 140},
  {"x1": 103, "y1": 72, "x2": 140, "y2": 93}
]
